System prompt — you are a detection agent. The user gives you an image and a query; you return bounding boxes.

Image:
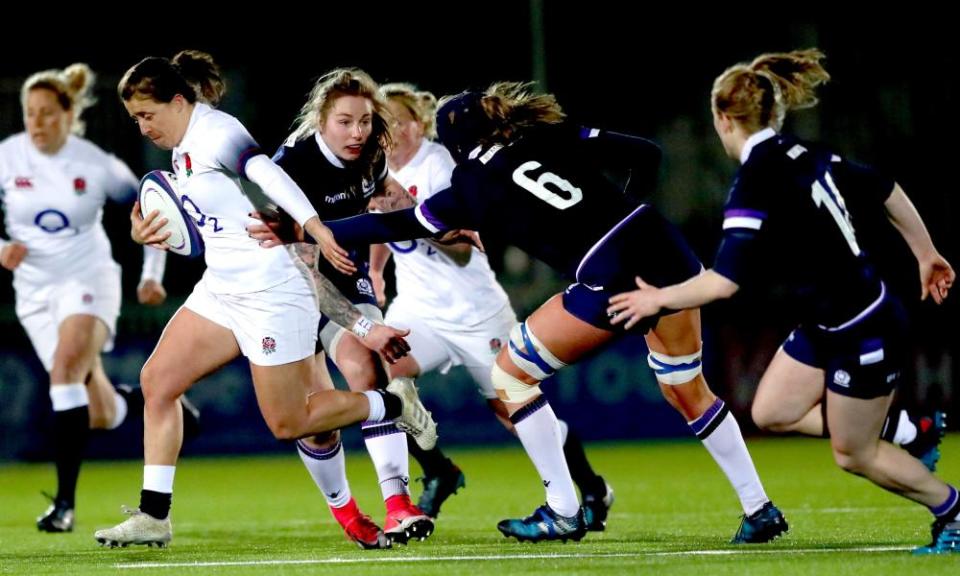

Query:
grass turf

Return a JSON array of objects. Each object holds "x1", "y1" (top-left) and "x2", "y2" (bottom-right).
[{"x1": 1, "y1": 436, "x2": 957, "y2": 575}]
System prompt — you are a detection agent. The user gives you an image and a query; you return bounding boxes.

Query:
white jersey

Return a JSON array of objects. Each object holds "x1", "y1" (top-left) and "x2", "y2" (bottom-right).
[
  {"x1": 171, "y1": 103, "x2": 301, "y2": 294},
  {"x1": 387, "y1": 140, "x2": 510, "y2": 329},
  {"x1": 0, "y1": 133, "x2": 136, "y2": 293}
]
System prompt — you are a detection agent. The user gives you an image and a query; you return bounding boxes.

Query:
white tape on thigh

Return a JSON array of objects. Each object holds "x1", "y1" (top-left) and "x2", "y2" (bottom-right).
[
  {"x1": 648, "y1": 348, "x2": 703, "y2": 385},
  {"x1": 507, "y1": 322, "x2": 567, "y2": 381},
  {"x1": 491, "y1": 363, "x2": 542, "y2": 403}
]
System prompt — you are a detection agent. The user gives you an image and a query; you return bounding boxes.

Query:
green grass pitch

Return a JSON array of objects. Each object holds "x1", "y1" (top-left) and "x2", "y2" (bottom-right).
[{"x1": 1, "y1": 436, "x2": 958, "y2": 575}]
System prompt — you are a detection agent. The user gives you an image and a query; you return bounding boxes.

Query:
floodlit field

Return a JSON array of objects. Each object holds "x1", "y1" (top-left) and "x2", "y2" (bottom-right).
[{"x1": 1, "y1": 437, "x2": 958, "y2": 575}]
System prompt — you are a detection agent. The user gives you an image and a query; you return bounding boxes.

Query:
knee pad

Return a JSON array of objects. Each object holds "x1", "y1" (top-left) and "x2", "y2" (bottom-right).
[
  {"x1": 507, "y1": 321, "x2": 567, "y2": 381},
  {"x1": 491, "y1": 363, "x2": 543, "y2": 403},
  {"x1": 648, "y1": 348, "x2": 703, "y2": 385}
]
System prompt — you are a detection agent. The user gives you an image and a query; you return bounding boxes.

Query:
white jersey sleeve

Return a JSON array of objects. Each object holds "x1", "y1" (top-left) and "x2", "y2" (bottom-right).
[
  {"x1": 103, "y1": 153, "x2": 139, "y2": 203},
  {"x1": 207, "y1": 117, "x2": 262, "y2": 178},
  {"x1": 170, "y1": 103, "x2": 306, "y2": 294},
  {"x1": 244, "y1": 154, "x2": 318, "y2": 227},
  {"x1": 140, "y1": 245, "x2": 167, "y2": 283}
]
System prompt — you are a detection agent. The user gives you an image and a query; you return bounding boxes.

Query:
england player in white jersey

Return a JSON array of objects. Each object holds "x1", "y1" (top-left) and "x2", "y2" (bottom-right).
[
  {"x1": 0, "y1": 63, "x2": 170, "y2": 534},
  {"x1": 93, "y1": 51, "x2": 434, "y2": 549},
  {"x1": 369, "y1": 84, "x2": 614, "y2": 528}
]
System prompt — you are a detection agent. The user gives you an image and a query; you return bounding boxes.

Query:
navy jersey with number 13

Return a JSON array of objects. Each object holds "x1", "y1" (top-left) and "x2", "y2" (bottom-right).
[{"x1": 714, "y1": 129, "x2": 893, "y2": 328}]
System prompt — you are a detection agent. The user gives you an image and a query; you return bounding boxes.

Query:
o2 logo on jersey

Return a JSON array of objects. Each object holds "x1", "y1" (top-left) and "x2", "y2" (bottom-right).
[
  {"x1": 388, "y1": 240, "x2": 437, "y2": 257},
  {"x1": 34, "y1": 209, "x2": 71, "y2": 233},
  {"x1": 512, "y1": 161, "x2": 582, "y2": 210},
  {"x1": 389, "y1": 240, "x2": 418, "y2": 254},
  {"x1": 180, "y1": 195, "x2": 223, "y2": 232}
]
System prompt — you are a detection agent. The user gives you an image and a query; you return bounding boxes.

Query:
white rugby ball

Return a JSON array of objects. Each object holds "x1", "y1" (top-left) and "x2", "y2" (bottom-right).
[{"x1": 138, "y1": 170, "x2": 204, "y2": 258}]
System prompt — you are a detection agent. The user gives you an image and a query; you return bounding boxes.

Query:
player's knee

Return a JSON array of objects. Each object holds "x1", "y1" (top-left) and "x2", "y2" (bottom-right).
[
  {"x1": 832, "y1": 449, "x2": 867, "y2": 475},
  {"x1": 339, "y1": 363, "x2": 380, "y2": 391},
  {"x1": 139, "y1": 363, "x2": 172, "y2": 405},
  {"x1": 647, "y1": 348, "x2": 703, "y2": 386},
  {"x1": 505, "y1": 321, "x2": 566, "y2": 381},
  {"x1": 336, "y1": 348, "x2": 385, "y2": 391},
  {"x1": 752, "y1": 407, "x2": 789, "y2": 433},
  {"x1": 264, "y1": 414, "x2": 307, "y2": 441},
  {"x1": 751, "y1": 403, "x2": 776, "y2": 431},
  {"x1": 88, "y1": 411, "x2": 111, "y2": 430},
  {"x1": 830, "y1": 440, "x2": 874, "y2": 475},
  {"x1": 50, "y1": 346, "x2": 92, "y2": 382},
  {"x1": 491, "y1": 363, "x2": 542, "y2": 404}
]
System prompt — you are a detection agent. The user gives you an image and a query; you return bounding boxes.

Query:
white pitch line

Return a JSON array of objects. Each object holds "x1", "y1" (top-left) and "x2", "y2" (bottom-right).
[{"x1": 114, "y1": 546, "x2": 916, "y2": 569}]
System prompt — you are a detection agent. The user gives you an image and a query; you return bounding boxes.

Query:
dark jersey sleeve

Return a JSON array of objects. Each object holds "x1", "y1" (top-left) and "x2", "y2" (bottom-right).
[
  {"x1": 713, "y1": 163, "x2": 776, "y2": 286},
  {"x1": 830, "y1": 156, "x2": 896, "y2": 208},
  {"x1": 829, "y1": 156, "x2": 915, "y2": 299},
  {"x1": 325, "y1": 179, "x2": 479, "y2": 247},
  {"x1": 325, "y1": 208, "x2": 430, "y2": 247},
  {"x1": 417, "y1": 169, "x2": 482, "y2": 230},
  {"x1": 577, "y1": 126, "x2": 662, "y2": 199}
]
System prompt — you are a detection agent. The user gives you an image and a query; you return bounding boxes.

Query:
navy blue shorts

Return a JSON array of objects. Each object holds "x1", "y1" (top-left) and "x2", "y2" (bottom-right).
[
  {"x1": 782, "y1": 289, "x2": 908, "y2": 399},
  {"x1": 562, "y1": 204, "x2": 703, "y2": 333}
]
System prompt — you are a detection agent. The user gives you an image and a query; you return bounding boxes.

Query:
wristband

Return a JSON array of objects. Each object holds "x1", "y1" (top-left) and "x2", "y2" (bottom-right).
[{"x1": 351, "y1": 316, "x2": 375, "y2": 339}]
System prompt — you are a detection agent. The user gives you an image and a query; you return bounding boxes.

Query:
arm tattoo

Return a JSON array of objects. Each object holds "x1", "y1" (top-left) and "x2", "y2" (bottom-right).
[{"x1": 293, "y1": 242, "x2": 361, "y2": 328}]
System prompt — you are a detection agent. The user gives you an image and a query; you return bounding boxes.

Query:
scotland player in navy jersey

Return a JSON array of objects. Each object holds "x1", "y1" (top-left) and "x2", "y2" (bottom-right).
[
  {"x1": 272, "y1": 69, "x2": 432, "y2": 547},
  {"x1": 259, "y1": 82, "x2": 787, "y2": 543},
  {"x1": 367, "y1": 82, "x2": 614, "y2": 527},
  {"x1": 607, "y1": 49, "x2": 958, "y2": 555}
]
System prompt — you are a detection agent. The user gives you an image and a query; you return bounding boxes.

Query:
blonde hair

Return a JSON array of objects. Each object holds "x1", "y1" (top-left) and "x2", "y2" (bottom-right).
[
  {"x1": 438, "y1": 81, "x2": 565, "y2": 149},
  {"x1": 483, "y1": 81, "x2": 564, "y2": 142},
  {"x1": 381, "y1": 82, "x2": 439, "y2": 139},
  {"x1": 712, "y1": 48, "x2": 830, "y2": 132},
  {"x1": 119, "y1": 49, "x2": 225, "y2": 107},
  {"x1": 290, "y1": 68, "x2": 390, "y2": 178},
  {"x1": 22, "y1": 63, "x2": 96, "y2": 136}
]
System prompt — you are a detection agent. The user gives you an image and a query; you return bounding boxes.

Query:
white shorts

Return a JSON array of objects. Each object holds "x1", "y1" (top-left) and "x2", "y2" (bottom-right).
[
  {"x1": 184, "y1": 274, "x2": 319, "y2": 366},
  {"x1": 15, "y1": 262, "x2": 121, "y2": 372},
  {"x1": 319, "y1": 303, "x2": 383, "y2": 361},
  {"x1": 384, "y1": 303, "x2": 517, "y2": 399}
]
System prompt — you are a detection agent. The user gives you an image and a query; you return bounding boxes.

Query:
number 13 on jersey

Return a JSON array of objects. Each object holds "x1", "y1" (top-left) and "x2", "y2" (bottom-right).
[{"x1": 811, "y1": 170, "x2": 861, "y2": 256}]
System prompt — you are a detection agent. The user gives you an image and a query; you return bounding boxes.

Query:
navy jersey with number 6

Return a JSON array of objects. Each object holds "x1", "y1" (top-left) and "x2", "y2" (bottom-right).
[
  {"x1": 326, "y1": 122, "x2": 703, "y2": 330},
  {"x1": 417, "y1": 123, "x2": 656, "y2": 279},
  {"x1": 714, "y1": 129, "x2": 893, "y2": 328}
]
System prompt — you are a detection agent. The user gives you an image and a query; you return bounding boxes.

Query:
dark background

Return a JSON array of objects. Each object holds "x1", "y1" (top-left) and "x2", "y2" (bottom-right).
[{"x1": 0, "y1": 5, "x2": 955, "y2": 459}]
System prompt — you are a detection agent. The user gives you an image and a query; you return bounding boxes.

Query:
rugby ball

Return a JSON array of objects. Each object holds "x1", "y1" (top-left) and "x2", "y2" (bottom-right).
[{"x1": 138, "y1": 170, "x2": 204, "y2": 258}]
